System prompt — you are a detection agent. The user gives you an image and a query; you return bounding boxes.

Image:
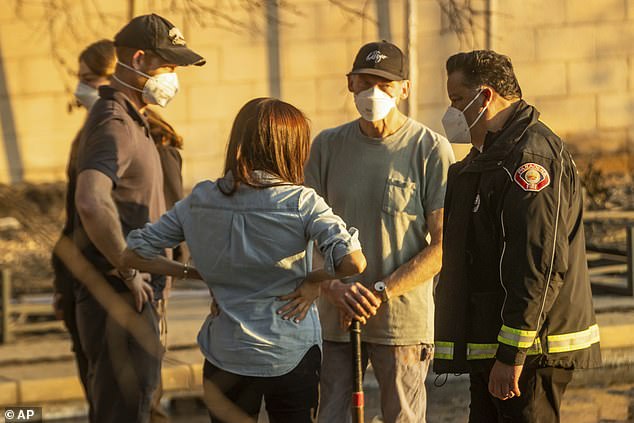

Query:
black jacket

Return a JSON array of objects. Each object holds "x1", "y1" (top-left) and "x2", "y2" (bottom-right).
[{"x1": 434, "y1": 101, "x2": 601, "y2": 374}]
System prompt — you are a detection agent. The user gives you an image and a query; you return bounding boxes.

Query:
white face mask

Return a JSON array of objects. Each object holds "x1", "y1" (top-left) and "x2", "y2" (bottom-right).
[
  {"x1": 441, "y1": 89, "x2": 488, "y2": 144},
  {"x1": 114, "y1": 60, "x2": 179, "y2": 108},
  {"x1": 74, "y1": 81, "x2": 100, "y2": 110},
  {"x1": 353, "y1": 86, "x2": 396, "y2": 122}
]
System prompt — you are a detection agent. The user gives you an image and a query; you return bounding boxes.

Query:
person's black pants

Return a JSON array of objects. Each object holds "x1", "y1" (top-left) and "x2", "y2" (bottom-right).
[
  {"x1": 76, "y1": 291, "x2": 162, "y2": 423},
  {"x1": 469, "y1": 361, "x2": 573, "y2": 423},
  {"x1": 53, "y1": 256, "x2": 91, "y2": 406},
  {"x1": 203, "y1": 345, "x2": 321, "y2": 423},
  {"x1": 59, "y1": 279, "x2": 91, "y2": 399}
]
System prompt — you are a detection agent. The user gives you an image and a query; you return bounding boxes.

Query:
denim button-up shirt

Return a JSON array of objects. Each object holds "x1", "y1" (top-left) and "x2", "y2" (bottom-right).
[{"x1": 127, "y1": 172, "x2": 361, "y2": 377}]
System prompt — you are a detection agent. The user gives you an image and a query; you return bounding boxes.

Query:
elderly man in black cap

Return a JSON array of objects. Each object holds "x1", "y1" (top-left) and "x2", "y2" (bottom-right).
[
  {"x1": 71, "y1": 14, "x2": 204, "y2": 423},
  {"x1": 305, "y1": 41, "x2": 455, "y2": 423}
]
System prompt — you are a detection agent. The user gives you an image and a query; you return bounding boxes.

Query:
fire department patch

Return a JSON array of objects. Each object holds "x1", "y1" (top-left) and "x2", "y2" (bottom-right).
[{"x1": 514, "y1": 163, "x2": 550, "y2": 192}]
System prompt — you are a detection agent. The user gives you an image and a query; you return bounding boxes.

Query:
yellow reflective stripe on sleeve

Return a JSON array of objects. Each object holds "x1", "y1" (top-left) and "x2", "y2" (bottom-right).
[
  {"x1": 547, "y1": 324, "x2": 600, "y2": 353},
  {"x1": 467, "y1": 343, "x2": 497, "y2": 360},
  {"x1": 498, "y1": 325, "x2": 537, "y2": 348},
  {"x1": 435, "y1": 341, "x2": 454, "y2": 360},
  {"x1": 466, "y1": 338, "x2": 543, "y2": 360},
  {"x1": 527, "y1": 337, "x2": 542, "y2": 355}
]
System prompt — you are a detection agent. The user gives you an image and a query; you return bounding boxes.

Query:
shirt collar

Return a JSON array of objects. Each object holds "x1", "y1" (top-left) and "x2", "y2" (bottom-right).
[
  {"x1": 98, "y1": 85, "x2": 150, "y2": 133},
  {"x1": 251, "y1": 170, "x2": 284, "y2": 184}
]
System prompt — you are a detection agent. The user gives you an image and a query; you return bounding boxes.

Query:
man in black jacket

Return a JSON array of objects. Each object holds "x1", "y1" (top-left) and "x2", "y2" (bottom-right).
[{"x1": 434, "y1": 50, "x2": 601, "y2": 423}]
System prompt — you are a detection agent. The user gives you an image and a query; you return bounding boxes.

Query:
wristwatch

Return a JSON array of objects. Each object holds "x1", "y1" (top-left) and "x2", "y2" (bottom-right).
[{"x1": 373, "y1": 281, "x2": 389, "y2": 303}]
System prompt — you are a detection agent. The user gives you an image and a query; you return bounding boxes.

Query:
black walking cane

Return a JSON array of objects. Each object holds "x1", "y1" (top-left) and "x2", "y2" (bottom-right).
[{"x1": 350, "y1": 319, "x2": 364, "y2": 423}]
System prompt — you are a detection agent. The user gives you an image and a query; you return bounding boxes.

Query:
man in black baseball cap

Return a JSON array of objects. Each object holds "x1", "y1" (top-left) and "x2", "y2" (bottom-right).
[
  {"x1": 348, "y1": 40, "x2": 408, "y2": 81},
  {"x1": 114, "y1": 13, "x2": 205, "y2": 67},
  {"x1": 306, "y1": 40, "x2": 454, "y2": 423},
  {"x1": 345, "y1": 40, "x2": 410, "y2": 123},
  {"x1": 72, "y1": 14, "x2": 204, "y2": 423},
  {"x1": 109, "y1": 13, "x2": 205, "y2": 110}
]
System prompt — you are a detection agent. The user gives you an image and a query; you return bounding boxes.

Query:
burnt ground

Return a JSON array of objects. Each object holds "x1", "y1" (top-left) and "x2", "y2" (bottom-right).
[
  {"x1": 0, "y1": 182, "x2": 66, "y2": 294},
  {"x1": 0, "y1": 157, "x2": 632, "y2": 295}
]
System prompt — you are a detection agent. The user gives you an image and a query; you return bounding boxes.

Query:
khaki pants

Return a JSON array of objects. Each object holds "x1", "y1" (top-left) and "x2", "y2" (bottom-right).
[{"x1": 318, "y1": 341, "x2": 432, "y2": 423}]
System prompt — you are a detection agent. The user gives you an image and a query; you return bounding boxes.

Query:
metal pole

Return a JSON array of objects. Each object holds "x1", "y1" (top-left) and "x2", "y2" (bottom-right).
[
  {"x1": 351, "y1": 320, "x2": 364, "y2": 423},
  {"x1": 1, "y1": 269, "x2": 11, "y2": 343},
  {"x1": 405, "y1": 0, "x2": 418, "y2": 120},
  {"x1": 266, "y1": 0, "x2": 281, "y2": 98},
  {"x1": 625, "y1": 225, "x2": 634, "y2": 297},
  {"x1": 485, "y1": 0, "x2": 497, "y2": 50},
  {"x1": 376, "y1": 0, "x2": 392, "y2": 41},
  {"x1": 0, "y1": 32, "x2": 24, "y2": 183},
  {"x1": 128, "y1": 0, "x2": 136, "y2": 21}
]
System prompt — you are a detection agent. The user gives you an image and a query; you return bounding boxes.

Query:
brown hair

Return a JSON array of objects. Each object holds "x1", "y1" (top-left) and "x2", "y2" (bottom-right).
[
  {"x1": 79, "y1": 39, "x2": 116, "y2": 77},
  {"x1": 145, "y1": 108, "x2": 184, "y2": 149},
  {"x1": 219, "y1": 97, "x2": 310, "y2": 195},
  {"x1": 115, "y1": 46, "x2": 165, "y2": 68}
]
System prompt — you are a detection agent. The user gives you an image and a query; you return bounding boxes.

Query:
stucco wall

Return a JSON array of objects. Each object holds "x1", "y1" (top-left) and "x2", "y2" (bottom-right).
[{"x1": 0, "y1": 0, "x2": 631, "y2": 186}]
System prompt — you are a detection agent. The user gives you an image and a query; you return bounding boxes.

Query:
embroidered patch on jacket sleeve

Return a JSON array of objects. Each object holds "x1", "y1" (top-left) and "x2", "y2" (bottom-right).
[{"x1": 514, "y1": 163, "x2": 550, "y2": 192}]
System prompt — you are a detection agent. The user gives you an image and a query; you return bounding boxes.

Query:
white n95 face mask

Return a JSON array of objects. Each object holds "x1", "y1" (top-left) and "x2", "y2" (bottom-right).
[
  {"x1": 74, "y1": 81, "x2": 100, "y2": 110},
  {"x1": 114, "y1": 61, "x2": 179, "y2": 108},
  {"x1": 441, "y1": 89, "x2": 487, "y2": 144},
  {"x1": 354, "y1": 86, "x2": 396, "y2": 122}
]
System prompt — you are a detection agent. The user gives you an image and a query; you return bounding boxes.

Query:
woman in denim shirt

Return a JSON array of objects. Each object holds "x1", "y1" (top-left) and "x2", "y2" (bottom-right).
[{"x1": 120, "y1": 98, "x2": 367, "y2": 422}]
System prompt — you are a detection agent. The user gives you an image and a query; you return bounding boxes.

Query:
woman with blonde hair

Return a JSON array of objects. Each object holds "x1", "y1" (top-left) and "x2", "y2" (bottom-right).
[{"x1": 121, "y1": 97, "x2": 366, "y2": 422}]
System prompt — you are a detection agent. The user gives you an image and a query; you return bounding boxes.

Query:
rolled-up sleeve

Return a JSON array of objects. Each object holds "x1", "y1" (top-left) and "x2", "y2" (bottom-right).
[
  {"x1": 127, "y1": 196, "x2": 190, "y2": 259},
  {"x1": 300, "y1": 188, "x2": 361, "y2": 275}
]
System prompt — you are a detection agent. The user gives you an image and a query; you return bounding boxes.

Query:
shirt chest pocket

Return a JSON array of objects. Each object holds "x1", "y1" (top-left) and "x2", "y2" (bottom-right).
[{"x1": 382, "y1": 177, "x2": 419, "y2": 216}]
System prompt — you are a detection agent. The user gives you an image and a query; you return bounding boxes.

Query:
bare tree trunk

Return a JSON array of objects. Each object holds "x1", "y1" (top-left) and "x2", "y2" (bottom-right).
[{"x1": 405, "y1": 0, "x2": 418, "y2": 120}]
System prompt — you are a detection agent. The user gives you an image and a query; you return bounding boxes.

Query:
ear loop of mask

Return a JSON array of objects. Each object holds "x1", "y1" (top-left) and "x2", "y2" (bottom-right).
[
  {"x1": 111, "y1": 60, "x2": 148, "y2": 93},
  {"x1": 117, "y1": 60, "x2": 153, "y2": 79},
  {"x1": 466, "y1": 89, "x2": 488, "y2": 129}
]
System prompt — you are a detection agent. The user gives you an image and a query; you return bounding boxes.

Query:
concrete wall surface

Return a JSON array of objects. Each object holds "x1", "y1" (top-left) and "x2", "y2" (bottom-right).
[{"x1": 0, "y1": 0, "x2": 632, "y2": 186}]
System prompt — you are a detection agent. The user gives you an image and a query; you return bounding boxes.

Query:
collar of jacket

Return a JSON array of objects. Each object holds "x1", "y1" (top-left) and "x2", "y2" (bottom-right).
[{"x1": 460, "y1": 100, "x2": 540, "y2": 174}]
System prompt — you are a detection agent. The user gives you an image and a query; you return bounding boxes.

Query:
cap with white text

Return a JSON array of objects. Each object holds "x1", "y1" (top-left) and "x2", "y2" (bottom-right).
[{"x1": 349, "y1": 40, "x2": 407, "y2": 81}]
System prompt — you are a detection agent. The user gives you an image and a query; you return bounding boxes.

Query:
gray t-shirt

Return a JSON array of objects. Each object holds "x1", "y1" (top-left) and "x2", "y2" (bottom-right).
[{"x1": 305, "y1": 118, "x2": 455, "y2": 345}]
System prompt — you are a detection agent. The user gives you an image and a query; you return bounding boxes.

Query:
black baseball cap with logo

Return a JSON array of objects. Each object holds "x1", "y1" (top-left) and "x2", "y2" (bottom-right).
[
  {"x1": 114, "y1": 13, "x2": 205, "y2": 66},
  {"x1": 348, "y1": 40, "x2": 407, "y2": 81}
]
